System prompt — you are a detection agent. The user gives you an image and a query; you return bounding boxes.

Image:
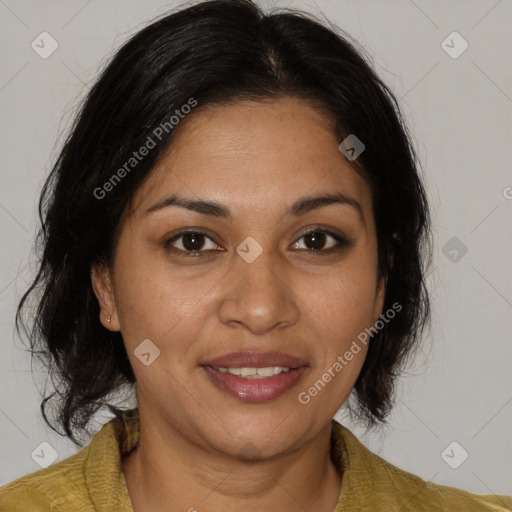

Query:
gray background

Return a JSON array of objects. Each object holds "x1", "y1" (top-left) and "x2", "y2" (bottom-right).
[{"x1": 1, "y1": 0, "x2": 511, "y2": 496}]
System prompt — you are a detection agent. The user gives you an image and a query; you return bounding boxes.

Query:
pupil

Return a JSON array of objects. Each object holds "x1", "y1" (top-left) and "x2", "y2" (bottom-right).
[
  {"x1": 305, "y1": 232, "x2": 325, "y2": 250},
  {"x1": 183, "y1": 233, "x2": 204, "y2": 251}
]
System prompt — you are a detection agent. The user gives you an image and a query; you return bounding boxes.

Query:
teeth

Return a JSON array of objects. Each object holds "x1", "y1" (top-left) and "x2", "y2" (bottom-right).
[{"x1": 217, "y1": 366, "x2": 291, "y2": 378}]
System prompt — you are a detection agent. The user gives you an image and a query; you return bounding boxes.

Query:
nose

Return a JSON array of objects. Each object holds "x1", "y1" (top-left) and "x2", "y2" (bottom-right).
[{"x1": 217, "y1": 243, "x2": 300, "y2": 335}]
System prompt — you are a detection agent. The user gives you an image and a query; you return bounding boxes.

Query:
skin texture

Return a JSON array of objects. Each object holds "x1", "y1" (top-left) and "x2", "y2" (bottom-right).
[{"x1": 91, "y1": 96, "x2": 387, "y2": 512}]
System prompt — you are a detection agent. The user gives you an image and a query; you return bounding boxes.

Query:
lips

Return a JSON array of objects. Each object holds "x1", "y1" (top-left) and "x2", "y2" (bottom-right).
[
  {"x1": 200, "y1": 351, "x2": 309, "y2": 402},
  {"x1": 200, "y1": 351, "x2": 308, "y2": 369}
]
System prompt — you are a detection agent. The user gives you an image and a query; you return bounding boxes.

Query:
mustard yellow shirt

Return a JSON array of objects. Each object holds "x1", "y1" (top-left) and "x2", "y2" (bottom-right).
[{"x1": 0, "y1": 411, "x2": 510, "y2": 511}]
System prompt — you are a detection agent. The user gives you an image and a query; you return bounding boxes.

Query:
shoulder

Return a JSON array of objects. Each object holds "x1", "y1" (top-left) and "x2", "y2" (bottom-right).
[
  {"x1": 0, "y1": 444, "x2": 91, "y2": 511},
  {"x1": 331, "y1": 420, "x2": 512, "y2": 511},
  {"x1": 0, "y1": 411, "x2": 138, "y2": 511},
  {"x1": 412, "y1": 481, "x2": 512, "y2": 511},
  {"x1": 373, "y1": 457, "x2": 512, "y2": 512}
]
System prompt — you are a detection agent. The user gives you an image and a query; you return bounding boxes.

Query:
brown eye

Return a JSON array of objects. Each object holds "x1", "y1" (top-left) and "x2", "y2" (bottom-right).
[
  {"x1": 290, "y1": 229, "x2": 350, "y2": 253},
  {"x1": 181, "y1": 232, "x2": 206, "y2": 251},
  {"x1": 303, "y1": 231, "x2": 328, "y2": 250},
  {"x1": 164, "y1": 231, "x2": 220, "y2": 255}
]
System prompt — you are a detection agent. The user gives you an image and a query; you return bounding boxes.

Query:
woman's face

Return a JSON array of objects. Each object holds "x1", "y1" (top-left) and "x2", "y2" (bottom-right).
[{"x1": 93, "y1": 96, "x2": 386, "y2": 458}]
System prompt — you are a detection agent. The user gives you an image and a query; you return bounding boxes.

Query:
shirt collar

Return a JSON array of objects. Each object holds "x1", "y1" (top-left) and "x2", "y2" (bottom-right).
[
  {"x1": 85, "y1": 409, "x2": 139, "y2": 511},
  {"x1": 85, "y1": 409, "x2": 361, "y2": 511}
]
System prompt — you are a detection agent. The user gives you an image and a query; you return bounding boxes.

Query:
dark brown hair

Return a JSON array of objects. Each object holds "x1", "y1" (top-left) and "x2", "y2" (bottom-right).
[{"x1": 16, "y1": 0, "x2": 432, "y2": 446}]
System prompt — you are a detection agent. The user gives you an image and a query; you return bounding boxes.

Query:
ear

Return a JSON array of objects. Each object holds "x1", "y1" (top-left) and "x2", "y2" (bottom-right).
[
  {"x1": 373, "y1": 273, "x2": 387, "y2": 324},
  {"x1": 90, "y1": 263, "x2": 120, "y2": 331},
  {"x1": 372, "y1": 244, "x2": 394, "y2": 323}
]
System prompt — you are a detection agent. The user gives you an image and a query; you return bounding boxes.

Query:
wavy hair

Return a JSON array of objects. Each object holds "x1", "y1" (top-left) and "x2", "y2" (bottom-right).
[{"x1": 16, "y1": 0, "x2": 432, "y2": 446}]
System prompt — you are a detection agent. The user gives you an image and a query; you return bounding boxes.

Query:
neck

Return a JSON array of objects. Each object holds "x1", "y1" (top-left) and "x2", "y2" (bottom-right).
[{"x1": 122, "y1": 415, "x2": 343, "y2": 512}]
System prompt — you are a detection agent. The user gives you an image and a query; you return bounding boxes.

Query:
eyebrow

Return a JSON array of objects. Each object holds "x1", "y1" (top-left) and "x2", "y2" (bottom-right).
[{"x1": 144, "y1": 191, "x2": 364, "y2": 223}]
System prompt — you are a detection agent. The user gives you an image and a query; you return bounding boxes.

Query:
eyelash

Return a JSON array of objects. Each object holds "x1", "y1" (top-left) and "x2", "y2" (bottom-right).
[{"x1": 163, "y1": 228, "x2": 351, "y2": 258}]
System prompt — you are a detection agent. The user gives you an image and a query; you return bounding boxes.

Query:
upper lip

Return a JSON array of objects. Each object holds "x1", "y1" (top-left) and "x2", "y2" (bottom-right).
[{"x1": 200, "y1": 351, "x2": 309, "y2": 369}]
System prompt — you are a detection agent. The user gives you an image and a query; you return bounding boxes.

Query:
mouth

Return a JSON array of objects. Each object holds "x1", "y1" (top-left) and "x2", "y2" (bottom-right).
[{"x1": 200, "y1": 351, "x2": 309, "y2": 402}]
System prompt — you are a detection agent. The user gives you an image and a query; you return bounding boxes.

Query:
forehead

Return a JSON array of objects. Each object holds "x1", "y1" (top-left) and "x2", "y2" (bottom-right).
[{"x1": 129, "y1": 97, "x2": 372, "y2": 220}]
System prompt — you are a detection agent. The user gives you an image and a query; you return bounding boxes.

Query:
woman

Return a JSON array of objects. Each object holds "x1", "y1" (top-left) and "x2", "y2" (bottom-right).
[{"x1": 0, "y1": 0, "x2": 510, "y2": 510}]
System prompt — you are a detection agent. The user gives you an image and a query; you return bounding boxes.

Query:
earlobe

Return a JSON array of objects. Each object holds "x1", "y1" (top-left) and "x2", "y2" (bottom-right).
[{"x1": 90, "y1": 263, "x2": 120, "y2": 331}]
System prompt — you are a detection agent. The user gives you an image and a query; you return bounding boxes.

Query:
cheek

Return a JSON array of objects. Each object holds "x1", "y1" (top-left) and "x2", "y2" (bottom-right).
[
  {"x1": 113, "y1": 245, "x2": 217, "y2": 356},
  {"x1": 113, "y1": 231, "x2": 379, "y2": 367},
  {"x1": 299, "y1": 254, "x2": 379, "y2": 338}
]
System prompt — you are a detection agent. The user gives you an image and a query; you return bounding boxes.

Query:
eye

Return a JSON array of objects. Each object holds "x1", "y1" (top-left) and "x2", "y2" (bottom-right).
[
  {"x1": 164, "y1": 230, "x2": 221, "y2": 256},
  {"x1": 290, "y1": 229, "x2": 349, "y2": 253},
  {"x1": 164, "y1": 228, "x2": 350, "y2": 258}
]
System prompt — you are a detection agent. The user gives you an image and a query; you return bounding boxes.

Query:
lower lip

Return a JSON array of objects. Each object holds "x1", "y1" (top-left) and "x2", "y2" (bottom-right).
[{"x1": 201, "y1": 366, "x2": 308, "y2": 402}]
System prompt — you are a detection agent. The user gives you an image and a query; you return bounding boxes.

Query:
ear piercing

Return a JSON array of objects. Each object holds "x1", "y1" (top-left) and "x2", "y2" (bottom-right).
[{"x1": 106, "y1": 315, "x2": 111, "y2": 323}]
